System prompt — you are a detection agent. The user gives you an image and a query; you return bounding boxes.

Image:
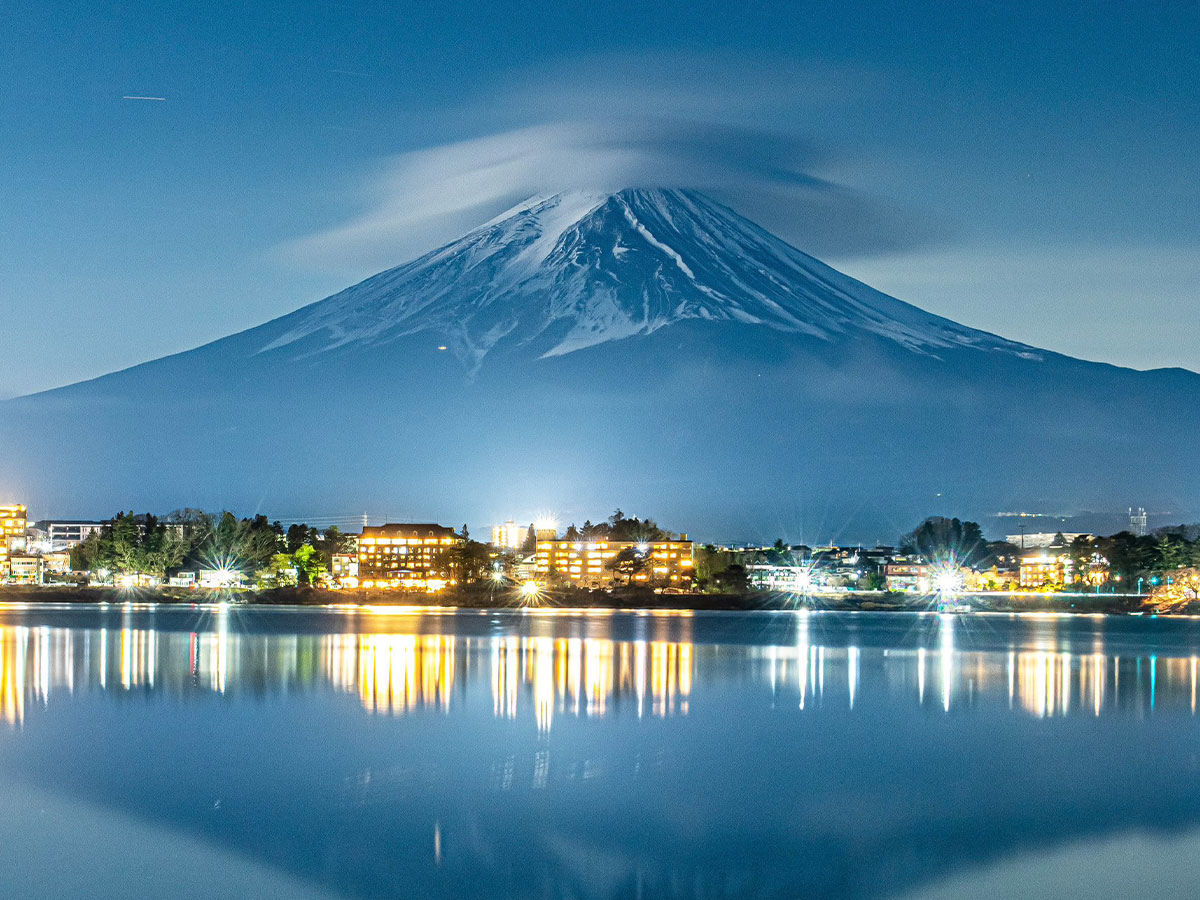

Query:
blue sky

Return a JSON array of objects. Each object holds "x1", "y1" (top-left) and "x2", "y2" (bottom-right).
[{"x1": 2, "y1": 0, "x2": 1197, "y2": 397}]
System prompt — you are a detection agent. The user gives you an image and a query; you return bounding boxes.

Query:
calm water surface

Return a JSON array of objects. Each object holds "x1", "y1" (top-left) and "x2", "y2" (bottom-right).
[{"x1": 0, "y1": 604, "x2": 1198, "y2": 899}]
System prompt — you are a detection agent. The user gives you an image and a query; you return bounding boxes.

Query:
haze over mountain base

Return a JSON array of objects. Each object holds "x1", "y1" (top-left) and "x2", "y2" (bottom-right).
[{"x1": 4, "y1": 190, "x2": 1196, "y2": 541}]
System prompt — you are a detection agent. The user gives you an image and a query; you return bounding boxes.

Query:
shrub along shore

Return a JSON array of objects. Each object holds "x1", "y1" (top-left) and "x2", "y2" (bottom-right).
[{"x1": 0, "y1": 584, "x2": 1152, "y2": 614}]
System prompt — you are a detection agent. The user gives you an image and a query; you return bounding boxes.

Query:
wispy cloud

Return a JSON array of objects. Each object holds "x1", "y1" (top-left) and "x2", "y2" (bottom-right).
[{"x1": 282, "y1": 54, "x2": 944, "y2": 274}]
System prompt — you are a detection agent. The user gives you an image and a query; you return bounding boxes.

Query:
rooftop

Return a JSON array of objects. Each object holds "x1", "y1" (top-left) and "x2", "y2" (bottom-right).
[{"x1": 361, "y1": 523, "x2": 459, "y2": 538}]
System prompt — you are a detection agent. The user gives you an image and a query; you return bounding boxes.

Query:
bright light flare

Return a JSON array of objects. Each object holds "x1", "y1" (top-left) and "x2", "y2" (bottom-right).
[
  {"x1": 518, "y1": 580, "x2": 547, "y2": 606},
  {"x1": 933, "y1": 565, "x2": 963, "y2": 596}
]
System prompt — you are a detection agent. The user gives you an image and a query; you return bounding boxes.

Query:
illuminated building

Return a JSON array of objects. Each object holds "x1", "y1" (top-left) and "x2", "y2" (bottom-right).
[
  {"x1": 332, "y1": 553, "x2": 359, "y2": 585},
  {"x1": 0, "y1": 504, "x2": 27, "y2": 579},
  {"x1": 358, "y1": 523, "x2": 463, "y2": 589},
  {"x1": 964, "y1": 566, "x2": 1019, "y2": 591},
  {"x1": 198, "y1": 569, "x2": 245, "y2": 589},
  {"x1": 747, "y1": 564, "x2": 819, "y2": 592},
  {"x1": 38, "y1": 551, "x2": 72, "y2": 583},
  {"x1": 491, "y1": 520, "x2": 524, "y2": 549},
  {"x1": 535, "y1": 538, "x2": 694, "y2": 587},
  {"x1": 513, "y1": 554, "x2": 538, "y2": 581},
  {"x1": 885, "y1": 561, "x2": 930, "y2": 592},
  {"x1": 7, "y1": 554, "x2": 41, "y2": 584},
  {"x1": 1004, "y1": 531, "x2": 1089, "y2": 551},
  {"x1": 1020, "y1": 554, "x2": 1073, "y2": 588}
]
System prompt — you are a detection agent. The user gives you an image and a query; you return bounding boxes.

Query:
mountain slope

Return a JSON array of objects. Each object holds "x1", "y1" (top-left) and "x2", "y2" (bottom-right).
[
  {"x1": 251, "y1": 189, "x2": 1039, "y2": 371},
  {"x1": 3, "y1": 189, "x2": 1196, "y2": 539}
]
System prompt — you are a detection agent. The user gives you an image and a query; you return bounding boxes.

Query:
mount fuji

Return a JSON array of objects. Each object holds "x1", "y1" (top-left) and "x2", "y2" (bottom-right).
[{"x1": 4, "y1": 189, "x2": 1197, "y2": 539}]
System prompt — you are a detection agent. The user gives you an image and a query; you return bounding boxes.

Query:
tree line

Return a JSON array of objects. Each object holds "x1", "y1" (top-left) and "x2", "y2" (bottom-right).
[
  {"x1": 69, "y1": 510, "x2": 354, "y2": 586},
  {"x1": 692, "y1": 516, "x2": 1200, "y2": 594}
]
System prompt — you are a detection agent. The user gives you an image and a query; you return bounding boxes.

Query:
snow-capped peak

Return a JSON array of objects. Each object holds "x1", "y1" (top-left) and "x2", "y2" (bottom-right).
[{"x1": 255, "y1": 188, "x2": 1039, "y2": 367}]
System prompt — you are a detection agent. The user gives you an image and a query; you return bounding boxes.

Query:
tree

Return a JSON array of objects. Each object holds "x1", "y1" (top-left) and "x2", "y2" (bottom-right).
[
  {"x1": 314, "y1": 526, "x2": 352, "y2": 572},
  {"x1": 605, "y1": 546, "x2": 648, "y2": 585},
  {"x1": 861, "y1": 572, "x2": 887, "y2": 592},
  {"x1": 453, "y1": 539, "x2": 493, "y2": 584},
  {"x1": 1157, "y1": 534, "x2": 1189, "y2": 571},
  {"x1": 712, "y1": 564, "x2": 749, "y2": 594},
  {"x1": 291, "y1": 544, "x2": 326, "y2": 586},
  {"x1": 520, "y1": 524, "x2": 537, "y2": 554},
  {"x1": 108, "y1": 511, "x2": 142, "y2": 574},
  {"x1": 68, "y1": 508, "x2": 292, "y2": 584},
  {"x1": 242, "y1": 516, "x2": 285, "y2": 572},
  {"x1": 1095, "y1": 531, "x2": 1155, "y2": 587},
  {"x1": 144, "y1": 523, "x2": 185, "y2": 577},
  {"x1": 901, "y1": 517, "x2": 987, "y2": 567},
  {"x1": 165, "y1": 508, "x2": 215, "y2": 546},
  {"x1": 286, "y1": 523, "x2": 315, "y2": 554},
  {"x1": 261, "y1": 553, "x2": 299, "y2": 588},
  {"x1": 695, "y1": 545, "x2": 734, "y2": 592},
  {"x1": 70, "y1": 530, "x2": 103, "y2": 573}
]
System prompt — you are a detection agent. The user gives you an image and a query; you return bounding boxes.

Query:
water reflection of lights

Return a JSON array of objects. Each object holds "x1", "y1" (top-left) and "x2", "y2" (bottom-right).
[
  {"x1": 486, "y1": 636, "x2": 691, "y2": 727},
  {"x1": 360, "y1": 634, "x2": 456, "y2": 715},
  {"x1": 939, "y1": 613, "x2": 954, "y2": 712},
  {"x1": 760, "y1": 618, "x2": 1200, "y2": 720},
  {"x1": 3, "y1": 615, "x2": 1200, "y2": 727}
]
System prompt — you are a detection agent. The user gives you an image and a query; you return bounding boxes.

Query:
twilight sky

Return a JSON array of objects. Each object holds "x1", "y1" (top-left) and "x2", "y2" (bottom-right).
[{"x1": 2, "y1": 0, "x2": 1197, "y2": 398}]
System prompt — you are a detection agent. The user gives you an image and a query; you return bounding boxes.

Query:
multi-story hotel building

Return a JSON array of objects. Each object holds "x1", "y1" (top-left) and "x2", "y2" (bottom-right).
[
  {"x1": 358, "y1": 524, "x2": 463, "y2": 589},
  {"x1": 42, "y1": 520, "x2": 107, "y2": 551},
  {"x1": 1019, "y1": 554, "x2": 1074, "y2": 588},
  {"x1": 491, "y1": 520, "x2": 524, "y2": 549},
  {"x1": 535, "y1": 538, "x2": 694, "y2": 587},
  {"x1": 0, "y1": 505, "x2": 28, "y2": 579}
]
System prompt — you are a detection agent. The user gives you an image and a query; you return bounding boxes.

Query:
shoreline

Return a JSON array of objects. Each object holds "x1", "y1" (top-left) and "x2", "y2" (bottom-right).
[{"x1": 0, "y1": 585, "x2": 1157, "y2": 615}]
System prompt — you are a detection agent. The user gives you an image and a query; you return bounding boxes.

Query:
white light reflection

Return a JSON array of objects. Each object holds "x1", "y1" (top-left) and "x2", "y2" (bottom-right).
[
  {"x1": 917, "y1": 647, "x2": 926, "y2": 705},
  {"x1": 939, "y1": 613, "x2": 954, "y2": 712},
  {"x1": 797, "y1": 611, "x2": 810, "y2": 710},
  {"x1": 848, "y1": 646, "x2": 859, "y2": 710}
]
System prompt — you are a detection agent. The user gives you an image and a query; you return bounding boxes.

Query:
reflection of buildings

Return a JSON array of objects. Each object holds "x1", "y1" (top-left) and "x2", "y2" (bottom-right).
[
  {"x1": 486, "y1": 636, "x2": 693, "y2": 729},
  {"x1": 0, "y1": 614, "x2": 696, "y2": 730},
  {"x1": 352, "y1": 634, "x2": 457, "y2": 714},
  {"x1": 0, "y1": 612, "x2": 1198, "y2": 728},
  {"x1": 765, "y1": 613, "x2": 1200, "y2": 720}
]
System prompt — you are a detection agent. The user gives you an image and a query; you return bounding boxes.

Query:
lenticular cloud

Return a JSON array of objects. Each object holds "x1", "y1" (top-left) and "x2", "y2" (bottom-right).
[{"x1": 283, "y1": 119, "x2": 933, "y2": 274}]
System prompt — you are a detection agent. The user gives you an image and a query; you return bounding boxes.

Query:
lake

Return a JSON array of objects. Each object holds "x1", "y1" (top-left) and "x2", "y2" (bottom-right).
[{"x1": 0, "y1": 604, "x2": 1198, "y2": 899}]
